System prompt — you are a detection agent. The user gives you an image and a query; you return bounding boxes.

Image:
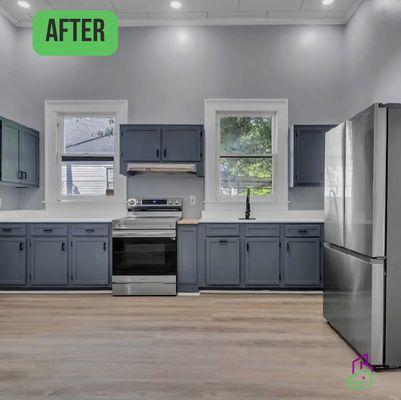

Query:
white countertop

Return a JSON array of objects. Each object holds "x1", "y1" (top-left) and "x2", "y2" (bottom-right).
[
  {"x1": 0, "y1": 210, "x2": 324, "y2": 224},
  {"x1": 0, "y1": 210, "x2": 127, "y2": 223},
  {"x1": 199, "y1": 210, "x2": 324, "y2": 223},
  {"x1": 199, "y1": 218, "x2": 324, "y2": 223}
]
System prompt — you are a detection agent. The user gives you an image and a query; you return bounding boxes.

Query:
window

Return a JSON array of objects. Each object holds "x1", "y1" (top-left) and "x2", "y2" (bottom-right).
[
  {"x1": 60, "y1": 116, "x2": 115, "y2": 197},
  {"x1": 219, "y1": 114, "x2": 274, "y2": 197},
  {"x1": 204, "y1": 99, "x2": 288, "y2": 215},
  {"x1": 45, "y1": 100, "x2": 127, "y2": 209}
]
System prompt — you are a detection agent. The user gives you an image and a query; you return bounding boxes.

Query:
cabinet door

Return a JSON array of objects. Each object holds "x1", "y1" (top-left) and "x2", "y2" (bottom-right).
[
  {"x1": 206, "y1": 238, "x2": 240, "y2": 286},
  {"x1": 30, "y1": 238, "x2": 68, "y2": 286},
  {"x1": 244, "y1": 238, "x2": 280, "y2": 286},
  {"x1": 121, "y1": 126, "x2": 161, "y2": 162},
  {"x1": 177, "y1": 226, "x2": 197, "y2": 284},
  {"x1": 294, "y1": 125, "x2": 335, "y2": 186},
  {"x1": 0, "y1": 238, "x2": 26, "y2": 285},
  {"x1": 162, "y1": 126, "x2": 201, "y2": 162},
  {"x1": 20, "y1": 127, "x2": 39, "y2": 187},
  {"x1": 283, "y1": 238, "x2": 321, "y2": 286},
  {"x1": 71, "y1": 238, "x2": 109, "y2": 286},
  {"x1": 1, "y1": 119, "x2": 21, "y2": 184}
]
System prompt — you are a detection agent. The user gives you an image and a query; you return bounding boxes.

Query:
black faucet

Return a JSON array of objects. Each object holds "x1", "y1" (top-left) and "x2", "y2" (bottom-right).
[{"x1": 245, "y1": 188, "x2": 251, "y2": 220}]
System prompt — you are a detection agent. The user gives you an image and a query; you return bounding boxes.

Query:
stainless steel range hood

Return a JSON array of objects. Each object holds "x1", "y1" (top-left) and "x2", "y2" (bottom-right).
[{"x1": 126, "y1": 163, "x2": 197, "y2": 174}]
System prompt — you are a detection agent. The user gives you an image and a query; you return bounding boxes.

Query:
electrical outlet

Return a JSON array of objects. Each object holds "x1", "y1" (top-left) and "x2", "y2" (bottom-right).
[
  {"x1": 0, "y1": 198, "x2": 2, "y2": 208},
  {"x1": 189, "y1": 195, "x2": 196, "y2": 205}
]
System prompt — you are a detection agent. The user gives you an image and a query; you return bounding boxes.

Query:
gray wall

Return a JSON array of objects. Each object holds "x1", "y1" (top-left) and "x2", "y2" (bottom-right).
[
  {"x1": 345, "y1": 0, "x2": 401, "y2": 117},
  {"x1": 12, "y1": 24, "x2": 346, "y2": 215},
  {"x1": 0, "y1": 13, "x2": 20, "y2": 210}
]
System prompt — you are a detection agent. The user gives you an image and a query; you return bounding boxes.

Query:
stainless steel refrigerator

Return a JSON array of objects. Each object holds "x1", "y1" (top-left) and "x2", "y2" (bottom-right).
[{"x1": 324, "y1": 103, "x2": 401, "y2": 369}]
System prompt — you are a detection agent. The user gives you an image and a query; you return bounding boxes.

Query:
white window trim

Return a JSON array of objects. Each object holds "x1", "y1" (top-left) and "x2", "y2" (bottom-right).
[
  {"x1": 44, "y1": 100, "x2": 127, "y2": 211},
  {"x1": 204, "y1": 99, "x2": 289, "y2": 216}
]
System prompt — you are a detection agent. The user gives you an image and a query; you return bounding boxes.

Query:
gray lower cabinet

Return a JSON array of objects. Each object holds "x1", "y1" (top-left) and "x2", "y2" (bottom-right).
[
  {"x1": 30, "y1": 237, "x2": 68, "y2": 286},
  {"x1": 283, "y1": 238, "x2": 321, "y2": 286},
  {"x1": 71, "y1": 237, "x2": 109, "y2": 286},
  {"x1": 244, "y1": 238, "x2": 280, "y2": 286},
  {"x1": 192, "y1": 223, "x2": 323, "y2": 291},
  {"x1": 0, "y1": 238, "x2": 26, "y2": 285},
  {"x1": 206, "y1": 237, "x2": 240, "y2": 286},
  {"x1": 0, "y1": 223, "x2": 112, "y2": 289},
  {"x1": 177, "y1": 225, "x2": 198, "y2": 286}
]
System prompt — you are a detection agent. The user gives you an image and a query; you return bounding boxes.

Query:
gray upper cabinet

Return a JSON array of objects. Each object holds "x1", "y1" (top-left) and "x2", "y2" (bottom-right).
[
  {"x1": 71, "y1": 238, "x2": 109, "y2": 286},
  {"x1": 206, "y1": 237, "x2": 240, "y2": 286},
  {"x1": 120, "y1": 124, "x2": 204, "y2": 175},
  {"x1": 30, "y1": 238, "x2": 68, "y2": 286},
  {"x1": 0, "y1": 238, "x2": 26, "y2": 285},
  {"x1": 121, "y1": 126, "x2": 161, "y2": 162},
  {"x1": 293, "y1": 125, "x2": 336, "y2": 186},
  {"x1": 244, "y1": 238, "x2": 280, "y2": 286},
  {"x1": 1, "y1": 119, "x2": 20, "y2": 184},
  {"x1": 20, "y1": 127, "x2": 39, "y2": 187},
  {"x1": 177, "y1": 225, "x2": 198, "y2": 285},
  {"x1": 283, "y1": 238, "x2": 321, "y2": 286},
  {"x1": 162, "y1": 126, "x2": 202, "y2": 162},
  {"x1": 0, "y1": 117, "x2": 39, "y2": 188}
]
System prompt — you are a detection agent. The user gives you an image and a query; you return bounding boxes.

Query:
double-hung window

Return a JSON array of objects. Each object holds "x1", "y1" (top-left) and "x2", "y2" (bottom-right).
[
  {"x1": 204, "y1": 99, "x2": 288, "y2": 213},
  {"x1": 218, "y1": 113, "x2": 274, "y2": 198},
  {"x1": 45, "y1": 100, "x2": 127, "y2": 209},
  {"x1": 60, "y1": 116, "x2": 116, "y2": 198}
]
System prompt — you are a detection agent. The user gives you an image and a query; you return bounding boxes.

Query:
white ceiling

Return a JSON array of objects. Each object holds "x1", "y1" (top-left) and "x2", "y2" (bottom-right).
[{"x1": 0, "y1": 0, "x2": 364, "y2": 27}]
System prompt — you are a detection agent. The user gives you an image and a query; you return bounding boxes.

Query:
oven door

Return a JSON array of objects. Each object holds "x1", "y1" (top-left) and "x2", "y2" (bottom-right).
[{"x1": 112, "y1": 230, "x2": 177, "y2": 278}]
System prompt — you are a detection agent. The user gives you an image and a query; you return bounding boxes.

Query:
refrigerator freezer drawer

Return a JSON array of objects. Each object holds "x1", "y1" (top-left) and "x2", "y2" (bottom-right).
[{"x1": 323, "y1": 244, "x2": 384, "y2": 366}]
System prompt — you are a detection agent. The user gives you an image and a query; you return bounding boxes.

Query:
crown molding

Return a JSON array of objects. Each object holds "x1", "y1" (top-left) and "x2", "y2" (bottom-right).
[
  {"x1": 0, "y1": 4, "x2": 18, "y2": 26},
  {"x1": 8, "y1": 17, "x2": 348, "y2": 29}
]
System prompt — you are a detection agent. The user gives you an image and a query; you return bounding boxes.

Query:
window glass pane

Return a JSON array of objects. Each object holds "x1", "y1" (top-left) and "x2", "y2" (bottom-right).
[
  {"x1": 63, "y1": 117, "x2": 115, "y2": 154},
  {"x1": 220, "y1": 157, "x2": 272, "y2": 197},
  {"x1": 220, "y1": 116, "x2": 272, "y2": 155},
  {"x1": 61, "y1": 161, "x2": 114, "y2": 196}
]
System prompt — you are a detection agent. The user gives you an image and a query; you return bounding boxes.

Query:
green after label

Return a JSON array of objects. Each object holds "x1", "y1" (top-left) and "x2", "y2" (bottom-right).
[{"x1": 33, "y1": 10, "x2": 118, "y2": 56}]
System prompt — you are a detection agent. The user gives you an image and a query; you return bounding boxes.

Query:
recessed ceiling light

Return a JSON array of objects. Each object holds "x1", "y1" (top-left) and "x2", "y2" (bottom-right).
[
  {"x1": 170, "y1": 1, "x2": 182, "y2": 9},
  {"x1": 17, "y1": 0, "x2": 30, "y2": 8},
  {"x1": 322, "y1": 0, "x2": 334, "y2": 5}
]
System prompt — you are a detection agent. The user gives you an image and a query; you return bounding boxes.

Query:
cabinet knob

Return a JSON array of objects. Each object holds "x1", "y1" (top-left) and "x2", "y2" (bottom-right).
[
  {"x1": 61, "y1": 242, "x2": 66, "y2": 251},
  {"x1": 19, "y1": 242, "x2": 24, "y2": 251}
]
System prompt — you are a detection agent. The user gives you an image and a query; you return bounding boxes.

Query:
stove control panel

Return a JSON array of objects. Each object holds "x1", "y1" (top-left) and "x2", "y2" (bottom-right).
[{"x1": 127, "y1": 198, "x2": 182, "y2": 210}]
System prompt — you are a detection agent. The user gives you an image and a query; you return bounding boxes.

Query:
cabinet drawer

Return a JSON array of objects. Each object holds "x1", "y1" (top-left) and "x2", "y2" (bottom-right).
[
  {"x1": 244, "y1": 224, "x2": 280, "y2": 237},
  {"x1": 71, "y1": 224, "x2": 109, "y2": 237},
  {"x1": 30, "y1": 224, "x2": 68, "y2": 237},
  {"x1": 206, "y1": 224, "x2": 239, "y2": 237},
  {"x1": 285, "y1": 224, "x2": 321, "y2": 237},
  {"x1": 0, "y1": 224, "x2": 26, "y2": 236}
]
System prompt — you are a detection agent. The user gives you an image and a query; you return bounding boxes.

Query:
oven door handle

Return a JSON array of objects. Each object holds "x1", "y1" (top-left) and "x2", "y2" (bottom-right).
[{"x1": 112, "y1": 230, "x2": 176, "y2": 238}]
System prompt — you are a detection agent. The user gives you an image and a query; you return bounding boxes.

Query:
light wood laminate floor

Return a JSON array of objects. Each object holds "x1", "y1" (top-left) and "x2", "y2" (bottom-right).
[{"x1": 0, "y1": 293, "x2": 400, "y2": 400}]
